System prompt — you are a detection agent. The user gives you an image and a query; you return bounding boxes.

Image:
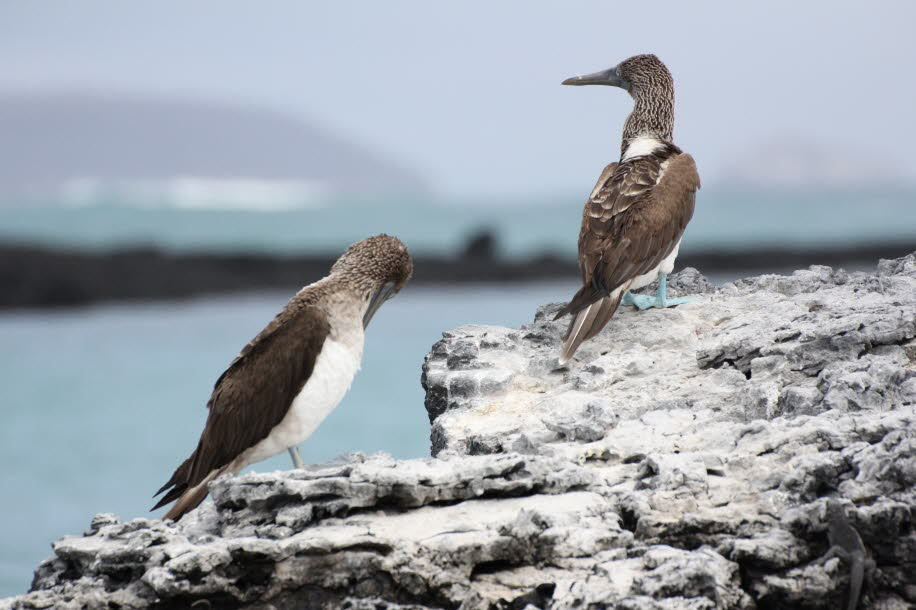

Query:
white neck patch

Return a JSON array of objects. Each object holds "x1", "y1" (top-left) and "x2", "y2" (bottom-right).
[{"x1": 622, "y1": 136, "x2": 664, "y2": 161}]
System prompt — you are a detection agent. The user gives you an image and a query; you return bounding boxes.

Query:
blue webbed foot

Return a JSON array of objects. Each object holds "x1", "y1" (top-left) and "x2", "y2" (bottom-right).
[
  {"x1": 621, "y1": 291, "x2": 658, "y2": 311},
  {"x1": 657, "y1": 295, "x2": 696, "y2": 307},
  {"x1": 622, "y1": 273, "x2": 697, "y2": 311}
]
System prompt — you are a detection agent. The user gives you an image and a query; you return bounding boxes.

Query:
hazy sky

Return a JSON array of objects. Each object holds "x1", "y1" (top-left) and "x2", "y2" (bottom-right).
[{"x1": 2, "y1": 1, "x2": 915, "y2": 195}]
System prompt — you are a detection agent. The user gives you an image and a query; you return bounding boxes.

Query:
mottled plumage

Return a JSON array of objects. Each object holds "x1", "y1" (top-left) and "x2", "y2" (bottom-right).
[
  {"x1": 555, "y1": 54, "x2": 700, "y2": 363},
  {"x1": 153, "y1": 235, "x2": 412, "y2": 520}
]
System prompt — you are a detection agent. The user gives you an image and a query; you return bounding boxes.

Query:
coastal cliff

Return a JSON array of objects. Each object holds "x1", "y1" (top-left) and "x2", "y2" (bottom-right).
[{"x1": 4, "y1": 255, "x2": 915, "y2": 609}]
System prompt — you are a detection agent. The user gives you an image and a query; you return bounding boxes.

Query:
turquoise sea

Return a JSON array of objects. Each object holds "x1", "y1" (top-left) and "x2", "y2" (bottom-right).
[
  {"x1": 0, "y1": 190, "x2": 913, "y2": 597},
  {"x1": 1, "y1": 188, "x2": 914, "y2": 256}
]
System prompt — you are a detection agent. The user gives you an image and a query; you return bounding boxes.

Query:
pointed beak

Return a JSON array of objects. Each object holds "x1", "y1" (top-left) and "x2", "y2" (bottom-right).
[
  {"x1": 562, "y1": 66, "x2": 626, "y2": 88},
  {"x1": 363, "y1": 282, "x2": 398, "y2": 328}
]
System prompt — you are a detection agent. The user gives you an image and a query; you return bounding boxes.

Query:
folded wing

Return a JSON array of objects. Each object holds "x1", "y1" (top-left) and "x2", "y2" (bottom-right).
[
  {"x1": 152, "y1": 303, "x2": 330, "y2": 518},
  {"x1": 555, "y1": 151, "x2": 699, "y2": 361}
]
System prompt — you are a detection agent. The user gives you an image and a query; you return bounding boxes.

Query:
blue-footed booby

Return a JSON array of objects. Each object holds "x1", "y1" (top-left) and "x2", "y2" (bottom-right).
[
  {"x1": 554, "y1": 54, "x2": 700, "y2": 364},
  {"x1": 152, "y1": 234, "x2": 412, "y2": 520}
]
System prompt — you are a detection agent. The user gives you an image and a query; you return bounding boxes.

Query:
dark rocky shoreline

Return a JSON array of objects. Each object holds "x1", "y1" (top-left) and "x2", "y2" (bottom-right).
[{"x1": 1, "y1": 240, "x2": 913, "y2": 309}]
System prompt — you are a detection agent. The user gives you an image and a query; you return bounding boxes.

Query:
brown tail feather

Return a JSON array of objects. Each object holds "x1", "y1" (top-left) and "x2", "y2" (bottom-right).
[
  {"x1": 162, "y1": 467, "x2": 226, "y2": 521},
  {"x1": 583, "y1": 295, "x2": 620, "y2": 341},
  {"x1": 558, "y1": 288, "x2": 626, "y2": 364},
  {"x1": 151, "y1": 455, "x2": 194, "y2": 510},
  {"x1": 554, "y1": 284, "x2": 601, "y2": 321},
  {"x1": 151, "y1": 483, "x2": 187, "y2": 511}
]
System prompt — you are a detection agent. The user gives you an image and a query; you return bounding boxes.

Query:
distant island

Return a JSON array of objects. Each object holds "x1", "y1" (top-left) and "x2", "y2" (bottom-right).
[{"x1": 0, "y1": 93, "x2": 428, "y2": 205}]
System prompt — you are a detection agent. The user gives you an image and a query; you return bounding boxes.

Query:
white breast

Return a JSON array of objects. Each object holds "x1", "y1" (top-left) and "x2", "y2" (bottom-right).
[
  {"x1": 235, "y1": 336, "x2": 363, "y2": 469},
  {"x1": 622, "y1": 136, "x2": 664, "y2": 161}
]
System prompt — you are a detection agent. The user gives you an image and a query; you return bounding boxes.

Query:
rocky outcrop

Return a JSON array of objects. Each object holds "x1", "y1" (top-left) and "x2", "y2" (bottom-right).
[{"x1": 5, "y1": 254, "x2": 916, "y2": 609}]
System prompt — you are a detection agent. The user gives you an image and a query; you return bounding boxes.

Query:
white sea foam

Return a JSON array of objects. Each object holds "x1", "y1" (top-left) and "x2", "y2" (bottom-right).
[{"x1": 59, "y1": 176, "x2": 330, "y2": 211}]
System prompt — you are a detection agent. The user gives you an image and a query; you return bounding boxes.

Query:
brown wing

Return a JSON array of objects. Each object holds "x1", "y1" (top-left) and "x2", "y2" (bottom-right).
[
  {"x1": 556, "y1": 152, "x2": 700, "y2": 319},
  {"x1": 153, "y1": 301, "x2": 330, "y2": 509}
]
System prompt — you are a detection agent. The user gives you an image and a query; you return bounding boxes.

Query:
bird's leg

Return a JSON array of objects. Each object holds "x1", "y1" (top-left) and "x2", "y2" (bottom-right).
[
  {"x1": 288, "y1": 446, "x2": 305, "y2": 469},
  {"x1": 653, "y1": 273, "x2": 695, "y2": 308},
  {"x1": 622, "y1": 273, "x2": 696, "y2": 310}
]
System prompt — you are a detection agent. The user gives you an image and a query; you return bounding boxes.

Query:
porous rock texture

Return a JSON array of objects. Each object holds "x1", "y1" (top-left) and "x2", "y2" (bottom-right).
[{"x1": 5, "y1": 254, "x2": 916, "y2": 610}]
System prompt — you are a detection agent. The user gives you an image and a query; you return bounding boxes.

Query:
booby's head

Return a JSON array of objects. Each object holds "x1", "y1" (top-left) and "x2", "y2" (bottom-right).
[
  {"x1": 563, "y1": 54, "x2": 675, "y2": 150},
  {"x1": 331, "y1": 234, "x2": 413, "y2": 327},
  {"x1": 562, "y1": 54, "x2": 672, "y2": 97}
]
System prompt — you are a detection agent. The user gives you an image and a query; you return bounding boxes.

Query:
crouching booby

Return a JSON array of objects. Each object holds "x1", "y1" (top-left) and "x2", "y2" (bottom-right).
[
  {"x1": 554, "y1": 54, "x2": 701, "y2": 364},
  {"x1": 152, "y1": 234, "x2": 412, "y2": 520}
]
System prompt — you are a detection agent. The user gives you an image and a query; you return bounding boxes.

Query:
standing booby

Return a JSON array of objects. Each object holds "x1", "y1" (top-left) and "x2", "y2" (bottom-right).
[
  {"x1": 152, "y1": 234, "x2": 412, "y2": 520},
  {"x1": 554, "y1": 54, "x2": 700, "y2": 364}
]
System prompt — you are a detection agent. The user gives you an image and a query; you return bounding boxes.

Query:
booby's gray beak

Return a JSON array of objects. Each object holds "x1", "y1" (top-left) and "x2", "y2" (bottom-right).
[
  {"x1": 363, "y1": 282, "x2": 398, "y2": 328},
  {"x1": 562, "y1": 67, "x2": 626, "y2": 88}
]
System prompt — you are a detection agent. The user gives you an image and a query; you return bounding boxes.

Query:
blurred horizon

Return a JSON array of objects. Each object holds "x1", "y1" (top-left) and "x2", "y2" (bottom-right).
[
  {"x1": 2, "y1": 1, "x2": 916, "y2": 199},
  {"x1": 1, "y1": 88, "x2": 915, "y2": 203}
]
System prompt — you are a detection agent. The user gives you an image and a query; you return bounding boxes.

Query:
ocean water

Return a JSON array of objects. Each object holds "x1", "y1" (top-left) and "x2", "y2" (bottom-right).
[
  {"x1": 0, "y1": 188, "x2": 914, "y2": 256},
  {"x1": 0, "y1": 281, "x2": 588, "y2": 597}
]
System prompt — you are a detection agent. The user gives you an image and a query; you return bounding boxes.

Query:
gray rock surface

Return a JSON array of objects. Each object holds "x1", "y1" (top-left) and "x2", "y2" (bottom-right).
[{"x1": 5, "y1": 255, "x2": 916, "y2": 609}]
